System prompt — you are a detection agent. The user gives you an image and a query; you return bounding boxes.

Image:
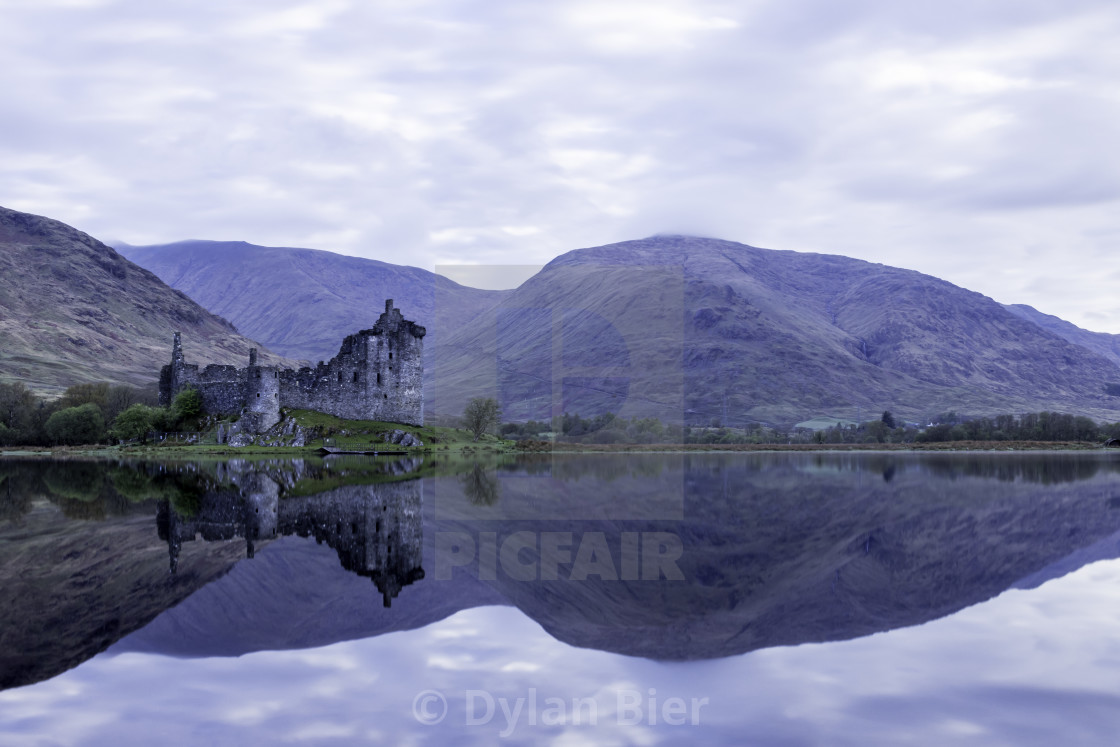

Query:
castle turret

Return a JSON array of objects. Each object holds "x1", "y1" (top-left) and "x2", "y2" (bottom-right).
[
  {"x1": 159, "y1": 332, "x2": 187, "y2": 406},
  {"x1": 244, "y1": 356, "x2": 281, "y2": 432}
]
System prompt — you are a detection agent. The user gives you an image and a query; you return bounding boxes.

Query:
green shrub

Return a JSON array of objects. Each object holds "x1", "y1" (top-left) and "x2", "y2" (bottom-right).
[
  {"x1": 172, "y1": 388, "x2": 203, "y2": 424},
  {"x1": 44, "y1": 403, "x2": 105, "y2": 445},
  {"x1": 112, "y1": 404, "x2": 159, "y2": 443}
]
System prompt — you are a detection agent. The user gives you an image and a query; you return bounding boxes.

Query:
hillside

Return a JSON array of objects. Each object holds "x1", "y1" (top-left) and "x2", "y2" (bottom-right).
[
  {"x1": 117, "y1": 232, "x2": 1120, "y2": 425},
  {"x1": 431, "y1": 236, "x2": 1120, "y2": 424},
  {"x1": 117, "y1": 240, "x2": 510, "y2": 363},
  {"x1": 0, "y1": 207, "x2": 296, "y2": 395},
  {"x1": 1003, "y1": 303, "x2": 1120, "y2": 369}
]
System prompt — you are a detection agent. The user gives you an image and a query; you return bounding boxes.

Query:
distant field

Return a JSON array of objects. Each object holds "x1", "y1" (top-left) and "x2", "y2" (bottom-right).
[{"x1": 794, "y1": 416, "x2": 859, "y2": 431}]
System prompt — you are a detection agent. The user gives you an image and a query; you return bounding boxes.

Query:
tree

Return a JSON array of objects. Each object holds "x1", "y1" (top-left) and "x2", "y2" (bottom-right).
[
  {"x1": 59, "y1": 382, "x2": 110, "y2": 412},
  {"x1": 111, "y1": 404, "x2": 159, "y2": 444},
  {"x1": 171, "y1": 387, "x2": 203, "y2": 424},
  {"x1": 463, "y1": 397, "x2": 502, "y2": 441},
  {"x1": 865, "y1": 420, "x2": 889, "y2": 443},
  {"x1": 881, "y1": 410, "x2": 896, "y2": 429},
  {"x1": 0, "y1": 382, "x2": 37, "y2": 432},
  {"x1": 44, "y1": 403, "x2": 105, "y2": 445},
  {"x1": 105, "y1": 385, "x2": 156, "y2": 422}
]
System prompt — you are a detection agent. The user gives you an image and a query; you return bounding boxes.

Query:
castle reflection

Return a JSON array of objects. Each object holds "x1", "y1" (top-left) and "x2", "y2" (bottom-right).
[{"x1": 158, "y1": 468, "x2": 424, "y2": 607}]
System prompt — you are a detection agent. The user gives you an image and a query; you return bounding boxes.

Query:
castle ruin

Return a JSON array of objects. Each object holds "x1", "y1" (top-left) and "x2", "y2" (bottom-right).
[{"x1": 159, "y1": 299, "x2": 425, "y2": 430}]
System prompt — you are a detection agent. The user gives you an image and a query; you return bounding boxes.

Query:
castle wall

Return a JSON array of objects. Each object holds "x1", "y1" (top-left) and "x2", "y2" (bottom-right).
[
  {"x1": 159, "y1": 361, "x2": 248, "y2": 414},
  {"x1": 160, "y1": 300, "x2": 424, "y2": 431}
]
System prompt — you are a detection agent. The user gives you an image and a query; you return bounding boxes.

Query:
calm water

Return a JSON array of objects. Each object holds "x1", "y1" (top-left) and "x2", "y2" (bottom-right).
[{"x1": 2, "y1": 452, "x2": 1120, "y2": 745}]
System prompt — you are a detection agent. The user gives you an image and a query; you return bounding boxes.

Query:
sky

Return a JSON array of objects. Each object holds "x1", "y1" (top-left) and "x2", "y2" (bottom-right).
[{"x1": 1, "y1": 0, "x2": 1119, "y2": 330}]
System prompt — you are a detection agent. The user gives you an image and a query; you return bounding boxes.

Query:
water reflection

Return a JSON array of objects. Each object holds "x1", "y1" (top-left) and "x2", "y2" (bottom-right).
[
  {"x1": 159, "y1": 471, "x2": 424, "y2": 607},
  {"x1": 4, "y1": 451, "x2": 1120, "y2": 693},
  {"x1": 791, "y1": 451, "x2": 1120, "y2": 484},
  {"x1": 429, "y1": 452, "x2": 1120, "y2": 660}
]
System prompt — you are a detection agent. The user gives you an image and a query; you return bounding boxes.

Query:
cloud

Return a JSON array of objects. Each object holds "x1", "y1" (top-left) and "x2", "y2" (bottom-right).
[{"x1": 1, "y1": 0, "x2": 1119, "y2": 329}]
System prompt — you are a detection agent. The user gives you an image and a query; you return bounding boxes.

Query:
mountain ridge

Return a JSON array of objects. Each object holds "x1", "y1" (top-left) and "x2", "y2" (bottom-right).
[
  {"x1": 0, "y1": 206, "x2": 299, "y2": 395},
  {"x1": 116, "y1": 239, "x2": 510, "y2": 364},
  {"x1": 108, "y1": 230, "x2": 1120, "y2": 425},
  {"x1": 1003, "y1": 302, "x2": 1120, "y2": 369},
  {"x1": 433, "y1": 235, "x2": 1120, "y2": 424}
]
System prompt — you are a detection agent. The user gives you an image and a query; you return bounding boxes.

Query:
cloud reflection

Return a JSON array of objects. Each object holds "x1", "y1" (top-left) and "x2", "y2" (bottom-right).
[{"x1": 2, "y1": 558, "x2": 1120, "y2": 744}]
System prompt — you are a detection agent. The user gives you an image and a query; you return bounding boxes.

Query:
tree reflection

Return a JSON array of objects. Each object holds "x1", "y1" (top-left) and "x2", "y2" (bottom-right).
[{"x1": 461, "y1": 464, "x2": 500, "y2": 506}]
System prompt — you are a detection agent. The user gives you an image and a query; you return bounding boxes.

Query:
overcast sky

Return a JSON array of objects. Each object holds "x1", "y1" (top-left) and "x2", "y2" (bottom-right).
[{"x1": 2, "y1": 0, "x2": 1119, "y2": 330}]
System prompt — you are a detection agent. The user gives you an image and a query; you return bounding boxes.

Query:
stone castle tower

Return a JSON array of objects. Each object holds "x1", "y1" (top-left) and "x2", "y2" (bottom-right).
[{"x1": 159, "y1": 300, "x2": 425, "y2": 430}]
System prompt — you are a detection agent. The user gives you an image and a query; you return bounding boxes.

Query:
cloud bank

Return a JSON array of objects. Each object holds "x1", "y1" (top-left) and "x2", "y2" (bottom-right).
[{"x1": 1, "y1": 0, "x2": 1118, "y2": 327}]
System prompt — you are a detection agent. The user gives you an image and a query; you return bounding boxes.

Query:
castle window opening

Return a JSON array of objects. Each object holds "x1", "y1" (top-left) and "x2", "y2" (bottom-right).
[
  {"x1": 257, "y1": 393, "x2": 260, "y2": 398},
  {"x1": 353, "y1": 372, "x2": 359, "y2": 383},
  {"x1": 337, "y1": 372, "x2": 342, "y2": 382}
]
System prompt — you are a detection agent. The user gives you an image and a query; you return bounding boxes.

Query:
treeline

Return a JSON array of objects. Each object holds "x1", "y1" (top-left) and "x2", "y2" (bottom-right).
[
  {"x1": 501, "y1": 409, "x2": 1120, "y2": 445},
  {"x1": 502, "y1": 413, "x2": 791, "y2": 445},
  {"x1": 0, "y1": 381, "x2": 203, "y2": 447},
  {"x1": 914, "y1": 411, "x2": 1119, "y2": 443}
]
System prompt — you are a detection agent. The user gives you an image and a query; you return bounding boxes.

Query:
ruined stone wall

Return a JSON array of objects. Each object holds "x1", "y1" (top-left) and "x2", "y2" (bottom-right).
[
  {"x1": 279, "y1": 299, "x2": 425, "y2": 425},
  {"x1": 160, "y1": 360, "x2": 247, "y2": 414},
  {"x1": 188, "y1": 365, "x2": 248, "y2": 415},
  {"x1": 161, "y1": 299, "x2": 424, "y2": 430}
]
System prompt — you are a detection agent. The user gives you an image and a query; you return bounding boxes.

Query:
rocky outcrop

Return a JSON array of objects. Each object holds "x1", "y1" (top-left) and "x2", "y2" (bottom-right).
[
  {"x1": 222, "y1": 415, "x2": 320, "y2": 448},
  {"x1": 383, "y1": 429, "x2": 424, "y2": 448}
]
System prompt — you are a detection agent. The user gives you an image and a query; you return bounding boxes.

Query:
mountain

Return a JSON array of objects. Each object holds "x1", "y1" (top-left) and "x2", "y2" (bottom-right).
[
  {"x1": 0, "y1": 207, "x2": 295, "y2": 394},
  {"x1": 119, "y1": 233, "x2": 1120, "y2": 425},
  {"x1": 116, "y1": 240, "x2": 510, "y2": 364},
  {"x1": 1003, "y1": 303, "x2": 1120, "y2": 369},
  {"x1": 427, "y1": 238, "x2": 1120, "y2": 425},
  {"x1": 432, "y1": 236, "x2": 1120, "y2": 424}
]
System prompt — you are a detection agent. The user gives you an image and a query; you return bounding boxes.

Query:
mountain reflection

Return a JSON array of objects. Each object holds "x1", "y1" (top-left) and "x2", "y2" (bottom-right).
[{"x1": 429, "y1": 452, "x2": 1120, "y2": 659}]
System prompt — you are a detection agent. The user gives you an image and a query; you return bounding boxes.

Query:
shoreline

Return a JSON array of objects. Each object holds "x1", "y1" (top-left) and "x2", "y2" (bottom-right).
[{"x1": 2, "y1": 439, "x2": 1116, "y2": 458}]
